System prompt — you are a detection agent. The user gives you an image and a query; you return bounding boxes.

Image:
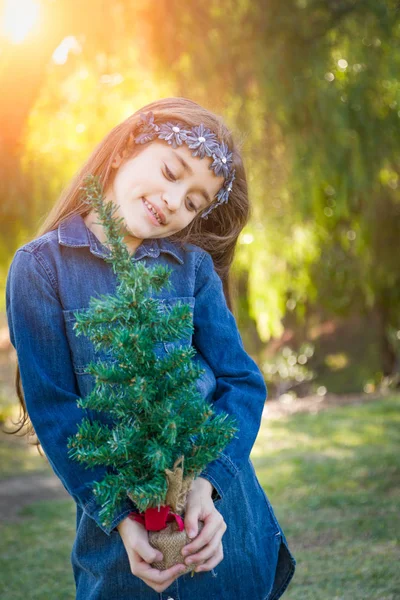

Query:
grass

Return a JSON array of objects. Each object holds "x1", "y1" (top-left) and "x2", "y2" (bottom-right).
[
  {"x1": 251, "y1": 394, "x2": 400, "y2": 599},
  {"x1": 0, "y1": 395, "x2": 399, "y2": 599},
  {"x1": 0, "y1": 499, "x2": 76, "y2": 599},
  {"x1": 0, "y1": 413, "x2": 50, "y2": 481}
]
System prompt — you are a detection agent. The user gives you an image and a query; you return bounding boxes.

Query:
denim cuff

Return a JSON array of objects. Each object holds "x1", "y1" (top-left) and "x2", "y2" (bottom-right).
[
  {"x1": 83, "y1": 496, "x2": 139, "y2": 536},
  {"x1": 82, "y1": 451, "x2": 239, "y2": 533},
  {"x1": 199, "y1": 452, "x2": 240, "y2": 503}
]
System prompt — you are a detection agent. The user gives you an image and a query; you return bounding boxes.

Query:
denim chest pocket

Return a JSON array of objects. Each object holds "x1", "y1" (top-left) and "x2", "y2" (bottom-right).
[
  {"x1": 155, "y1": 298, "x2": 217, "y2": 401},
  {"x1": 155, "y1": 296, "x2": 195, "y2": 353},
  {"x1": 62, "y1": 296, "x2": 196, "y2": 399}
]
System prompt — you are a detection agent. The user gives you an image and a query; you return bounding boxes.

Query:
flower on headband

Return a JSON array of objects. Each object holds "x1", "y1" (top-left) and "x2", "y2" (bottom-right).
[
  {"x1": 226, "y1": 168, "x2": 236, "y2": 193},
  {"x1": 134, "y1": 111, "x2": 159, "y2": 144},
  {"x1": 135, "y1": 131, "x2": 157, "y2": 144},
  {"x1": 216, "y1": 169, "x2": 236, "y2": 205},
  {"x1": 186, "y1": 124, "x2": 218, "y2": 159},
  {"x1": 158, "y1": 122, "x2": 188, "y2": 148},
  {"x1": 201, "y1": 169, "x2": 236, "y2": 220},
  {"x1": 210, "y1": 141, "x2": 233, "y2": 179},
  {"x1": 201, "y1": 207, "x2": 212, "y2": 219}
]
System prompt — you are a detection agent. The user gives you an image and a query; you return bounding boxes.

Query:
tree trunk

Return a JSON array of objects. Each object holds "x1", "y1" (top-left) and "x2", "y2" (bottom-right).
[{"x1": 375, "y1": 299, "x2": 397, "y2": 377}]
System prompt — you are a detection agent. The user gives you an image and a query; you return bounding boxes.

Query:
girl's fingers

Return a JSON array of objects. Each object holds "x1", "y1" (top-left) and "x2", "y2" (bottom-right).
[
  {"x1": 182, "y1": 512, "x2": 226, "y2": 557},
  {"x1": 143, "y1": 577, "x2": 177, "y2": 594},
  {"x1": 184, "y1": 527, "x2": 222, "y2": 565},
  {"x1": 135, "y1": 542, "x2": 162, "y2": 565},
  {"x1": 194, "y1": 544, "x2": 224, "y2": 573},
  {"x1": 142, "y1": 570, "x2": 183, "y2": 592},
  {"x1": 141, "y1": 567, "x2": 186, "y2": 594},
  {"x1": 121, "y1": 526, "x2": 186, "y2": 593},
  {"x1": 135, "y1": 559, "x2": 186, "y2": 583}
]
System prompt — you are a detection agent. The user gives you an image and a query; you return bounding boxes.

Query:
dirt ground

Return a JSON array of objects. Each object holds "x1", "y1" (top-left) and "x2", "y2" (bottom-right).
[{"x1": 262, "y1": 390, "x2": 385, "y2": 420}]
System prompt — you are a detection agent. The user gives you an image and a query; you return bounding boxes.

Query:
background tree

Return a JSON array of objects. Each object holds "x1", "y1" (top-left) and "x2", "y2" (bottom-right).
[{"x1": 2, "y1": 0, "x2": 399, "y2": 390}]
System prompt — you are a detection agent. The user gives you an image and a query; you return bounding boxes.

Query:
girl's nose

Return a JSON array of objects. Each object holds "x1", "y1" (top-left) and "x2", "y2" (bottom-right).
[{"x1": 162, "y1": 188, "x2": 185, "y2": 213}]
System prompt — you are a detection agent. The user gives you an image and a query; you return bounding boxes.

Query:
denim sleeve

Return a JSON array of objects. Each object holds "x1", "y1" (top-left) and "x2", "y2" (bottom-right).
[
  {"x1": 6, "y1": 249, "x2": 138, "y2": 535},
  {"x1": 193, "y1": 251, "x2": 268, "y2": 502}
]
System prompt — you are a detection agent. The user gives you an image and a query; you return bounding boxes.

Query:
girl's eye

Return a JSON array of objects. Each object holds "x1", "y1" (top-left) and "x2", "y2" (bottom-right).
[
  {"x1": 164, "y1": 165, "x2": 177, "y2": 182},
  {"x1": 186, "y1": 198, "x2": 197, "y2": 212}
]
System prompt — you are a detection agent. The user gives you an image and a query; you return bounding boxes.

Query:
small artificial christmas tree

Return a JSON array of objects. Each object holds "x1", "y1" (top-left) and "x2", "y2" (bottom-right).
[{"x1": 67, "y1": 175, "x2": 238, "y2": 572}]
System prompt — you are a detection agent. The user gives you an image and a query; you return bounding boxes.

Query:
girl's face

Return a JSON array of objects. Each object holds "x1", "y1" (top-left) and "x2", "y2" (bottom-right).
[{"x1": 103, "y1": 140, "x2": 225, "y2": 249}]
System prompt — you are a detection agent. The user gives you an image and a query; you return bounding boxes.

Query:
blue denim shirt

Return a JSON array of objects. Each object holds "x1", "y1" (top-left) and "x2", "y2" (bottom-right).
[{"x1": 6, "y1": 213, "x2": 296, "y2": 600}]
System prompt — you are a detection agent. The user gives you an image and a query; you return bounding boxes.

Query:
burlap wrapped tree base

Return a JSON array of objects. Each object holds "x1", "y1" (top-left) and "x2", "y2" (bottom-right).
[
  {"x1": 130, "y1": 456, "x2": 206, "y2": 574},
  {"x1": 149, "y1": 519, "x2": 205, "y2": 573}
]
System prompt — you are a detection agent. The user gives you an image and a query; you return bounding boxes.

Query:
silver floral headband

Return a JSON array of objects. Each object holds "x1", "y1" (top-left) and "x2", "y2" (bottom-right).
[{"x1": 130, "y1": 111, "x2": 236, "y2": 219}]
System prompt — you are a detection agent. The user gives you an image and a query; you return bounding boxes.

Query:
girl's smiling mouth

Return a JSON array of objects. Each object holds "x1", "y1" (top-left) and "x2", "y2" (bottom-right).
[{"x1": 142, "y1": 197, "x2": 164, "y2": 226}]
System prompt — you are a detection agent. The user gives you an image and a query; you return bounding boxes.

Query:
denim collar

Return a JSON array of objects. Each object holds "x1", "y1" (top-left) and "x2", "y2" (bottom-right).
[{"x1": 58, "y1": 213, "x2": 184, "y2": 264}]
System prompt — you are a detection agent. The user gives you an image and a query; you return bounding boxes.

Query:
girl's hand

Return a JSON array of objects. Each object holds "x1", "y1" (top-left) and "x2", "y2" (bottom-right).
[
  {"x1": 181, "y1": 477, "x2": 227, "y2": 573},
  {"x1": 117, "y1": 517, "x2": 186, "y2": 593}
]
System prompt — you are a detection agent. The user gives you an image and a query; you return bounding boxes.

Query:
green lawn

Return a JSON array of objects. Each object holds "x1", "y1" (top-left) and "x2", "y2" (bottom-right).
[
  {"x1": 0, "y1": 428, "x2": 50, "y2": 480},
  {"x1": 0, "y1": 395, "x2": 399, "y2": 599},
  {"x1": 252, "y1": 395, "x2": 400, "y2": 599},
  {"x1": 0, "y1": 499, "x2": 76, "y2": 599}
]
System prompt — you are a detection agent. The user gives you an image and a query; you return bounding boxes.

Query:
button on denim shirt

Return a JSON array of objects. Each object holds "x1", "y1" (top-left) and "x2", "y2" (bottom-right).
[{"x1": 6, "y1": 213, "x2": 296, "y2": 600}]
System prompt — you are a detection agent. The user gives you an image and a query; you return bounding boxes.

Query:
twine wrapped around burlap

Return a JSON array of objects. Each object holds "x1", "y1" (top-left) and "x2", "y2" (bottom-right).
[{"x1": 148, "y1": 456, "x2": 204, "y2": 574}]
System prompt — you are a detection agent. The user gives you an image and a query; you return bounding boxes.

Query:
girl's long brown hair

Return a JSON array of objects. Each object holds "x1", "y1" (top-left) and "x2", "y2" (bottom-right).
[{"x1": 7, "y1": 97, "x2": 251, "y2": 453}]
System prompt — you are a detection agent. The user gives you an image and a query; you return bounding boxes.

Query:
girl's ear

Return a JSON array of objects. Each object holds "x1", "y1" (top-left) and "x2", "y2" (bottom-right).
[
  {"x1": 112, "y1": 133, "x2": 135, "y2": 169},
  {"x1": 111, "y1": 153, "x2": 124, "y2": 169}
]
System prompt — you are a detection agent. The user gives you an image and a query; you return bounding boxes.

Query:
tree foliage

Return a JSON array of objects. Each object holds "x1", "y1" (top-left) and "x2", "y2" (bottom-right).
[
  {"x1": 2, "y1": 0, "x2": 400, "y2": 376},
  {"x1": 66, "y1": 176, "x2": 238, "y2": 527}
]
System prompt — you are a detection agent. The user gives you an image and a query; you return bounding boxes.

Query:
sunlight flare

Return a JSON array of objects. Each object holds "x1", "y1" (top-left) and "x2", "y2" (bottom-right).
[{"x1": 1, "y1": 0, "x2": 40, "y2": 44}]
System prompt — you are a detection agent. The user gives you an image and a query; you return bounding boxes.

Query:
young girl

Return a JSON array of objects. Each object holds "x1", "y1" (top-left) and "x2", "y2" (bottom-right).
[{"x1": 6, "y1": 97, "x2": 296, "y2": 599}]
